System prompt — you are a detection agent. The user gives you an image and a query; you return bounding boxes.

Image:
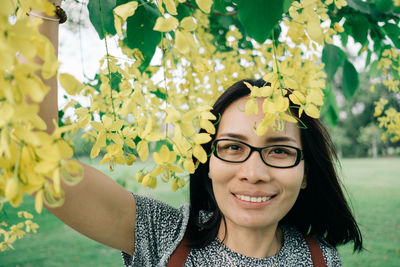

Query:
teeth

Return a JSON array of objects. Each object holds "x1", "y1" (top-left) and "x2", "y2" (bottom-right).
[{"x1": 235, "y1": 194, "x2": 271, "y2": 203}]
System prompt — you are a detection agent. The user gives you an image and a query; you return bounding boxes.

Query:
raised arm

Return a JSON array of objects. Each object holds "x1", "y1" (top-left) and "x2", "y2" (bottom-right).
[{"x1": 34, "y1": 1, "x2": 136, "y2": 255}]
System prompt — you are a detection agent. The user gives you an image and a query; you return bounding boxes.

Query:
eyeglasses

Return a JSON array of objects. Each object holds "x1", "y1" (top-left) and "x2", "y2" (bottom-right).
[{"x1": 212, "y1": 139, "x2": 303, "y2": 168}]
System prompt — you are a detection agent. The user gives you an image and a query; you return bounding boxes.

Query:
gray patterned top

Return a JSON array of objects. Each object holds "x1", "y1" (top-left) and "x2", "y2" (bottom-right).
[{"x1": 121, "y1": 194, "x2": 342, "y2": 267}]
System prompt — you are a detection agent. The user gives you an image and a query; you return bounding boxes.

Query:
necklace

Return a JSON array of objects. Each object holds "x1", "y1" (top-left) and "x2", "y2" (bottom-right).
[{"x1": 218, "y1": 240, "x2": 279, "y2": 267}]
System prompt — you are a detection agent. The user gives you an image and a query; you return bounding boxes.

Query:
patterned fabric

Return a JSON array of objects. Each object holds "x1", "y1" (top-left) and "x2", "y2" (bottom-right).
[{"x1": 122, "y1": 194, "x2": 342, "y2": 267}]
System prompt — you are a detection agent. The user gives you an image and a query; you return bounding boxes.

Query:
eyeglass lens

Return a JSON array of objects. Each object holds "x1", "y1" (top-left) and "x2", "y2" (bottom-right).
[{"x1": 214, "y1": 139, "x2": 299, "y2": 167}]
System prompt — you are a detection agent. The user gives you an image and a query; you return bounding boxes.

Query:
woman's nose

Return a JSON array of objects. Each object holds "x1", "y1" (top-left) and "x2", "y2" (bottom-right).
[{"x1": 238, "y1": 150, "x2": 271, "y2": 184}]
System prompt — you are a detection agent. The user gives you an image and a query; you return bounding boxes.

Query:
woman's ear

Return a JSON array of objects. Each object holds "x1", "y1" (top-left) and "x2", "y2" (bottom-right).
[
  {"x1": 301, "y1": 163, "x2": 309, "y2": 189},
  {"x1": 301, "y1": 176, "x2": 307, "y2": 189}
]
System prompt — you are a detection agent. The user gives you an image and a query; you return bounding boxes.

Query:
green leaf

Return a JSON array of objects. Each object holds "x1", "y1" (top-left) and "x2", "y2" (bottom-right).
[
  {"x1": 342, "y1": 59, "x2": 359, "y2": 100},
  {"x1": 345, "y1": 14, "x2": 369, "y2": 46},
  {"x1": 88, "y1": 0, "x2": 117, "y2": 39},
  {"x1": 153, "y1": 139, "x2": 173, "y2": 153},
  {"x1": 151, "y1": 88, "x2": 167, "y2": 100},
  {"x1": 366, "y1": 49, "x2": 372, "y2": 67},
  {"x1": 370, "y1": 25, "x2": 384, "y2": 53},
  {"x1": 237, "y1": 0, "x2": 283, "y2": 43},
  {"x1": 283, "y1": 0, "x2": 294, "y2": 13},
  {"x1": 373, "y1": 0, "x2": 393, "y2": 13},
  {"x1": 109, "y1": 72, "x2": 122, "y2": 92},
  {"x1": 323, "y1": 82, "x2": 339, "y2": 126},
  {"x1": 176, "y1": 2, "x2": 191, "y2": 21},
  {"x1": 340, "y1": 32, "x2": 348, "y2": 47},
  {"x1": 213, "y1": 0, "x2": 233, "y2": 14},
  {"x1": 393, "y1": 67, "x2": 400, "y2": 80},
  {"x1": 382, "y1": 22, "x2": 400, "y2": 49},
  {"x1": 125, "y1": 4, "x2": 161, "y2": 71},
  {"x1": 346, "y1": 0, "x2": 372, "y2": 15},
  {"x1": 368, "y1": 60, "x2": 382, "y2": 78},
  {"x1": 322, "y1": 44, "x2": 345, "y2": 79}
]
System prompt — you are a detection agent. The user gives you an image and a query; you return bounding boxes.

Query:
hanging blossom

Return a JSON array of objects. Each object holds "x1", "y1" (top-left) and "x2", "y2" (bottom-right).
[
  {"x1": 65, "y1": 0, "x2": 345, "y2": 192},
  {"x1": 244, "y1": 0, "x2": 337, "y2": 136},
  {"x1": 371, "y1": 48, "x2": 400, "y2": 142},
  {"x1": 0, "y1": 0, "x2": 83, "y2": 251}
]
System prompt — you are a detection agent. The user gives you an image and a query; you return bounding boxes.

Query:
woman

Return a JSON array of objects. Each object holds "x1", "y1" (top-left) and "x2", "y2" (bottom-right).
[
  {"x1": 122, "y1": 80, "x2": 362, "y2": 266},
  {"x1": 34, "y1": 2, "x2": 362, "y2": 266}
]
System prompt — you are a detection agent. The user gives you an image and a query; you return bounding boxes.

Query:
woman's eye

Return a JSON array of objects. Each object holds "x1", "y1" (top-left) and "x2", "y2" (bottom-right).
[
  {"x1": 224, "y1": 144, "x2": 242, "y2": 150},
  {"x1": 217, "y1": 141, "x2": 244, "y2": 152},
  {"x1": 268, "y1": 147, "x2": 295, "y2": 157},
  {"x1": 272, "y1": 148, "x2": 288, "y2": 154}
]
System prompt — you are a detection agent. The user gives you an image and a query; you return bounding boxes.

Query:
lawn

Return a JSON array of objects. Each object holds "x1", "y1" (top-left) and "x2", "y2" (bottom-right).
[
  {"x1": 1, "y1": 157, "x2": 399, "y2": 266},
  {"x1": 337, "y1": 158, "x2": 400, "y2": 267}
]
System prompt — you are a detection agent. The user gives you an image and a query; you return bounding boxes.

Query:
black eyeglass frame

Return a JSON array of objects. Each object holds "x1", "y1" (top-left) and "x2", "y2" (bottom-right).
[{"x1": 211, "y1": 138, "x2": 304, "y2": 169}]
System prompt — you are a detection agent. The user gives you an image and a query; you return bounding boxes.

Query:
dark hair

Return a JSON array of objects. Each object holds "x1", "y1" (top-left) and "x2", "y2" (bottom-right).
[{"x1": 187, "y1": 79, "x2": 363, "y2": 252}]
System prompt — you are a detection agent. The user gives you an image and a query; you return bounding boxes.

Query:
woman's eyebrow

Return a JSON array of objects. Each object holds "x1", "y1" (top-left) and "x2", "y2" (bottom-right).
[
  {"x1": 266, "y1": 136, "x2": 297, "y2": 143},
  {"x1": 218, "y1": 133, "x2": 248, "y2": 141}
]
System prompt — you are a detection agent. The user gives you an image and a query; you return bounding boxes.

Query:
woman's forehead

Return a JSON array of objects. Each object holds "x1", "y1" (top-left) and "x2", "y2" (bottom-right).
[{"x1": 217, "y1": 97, "x2": 301, "y2": 145}]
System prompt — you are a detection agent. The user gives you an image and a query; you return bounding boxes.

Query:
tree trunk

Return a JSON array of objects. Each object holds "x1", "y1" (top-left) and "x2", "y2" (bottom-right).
[{"x1": 372, "y1": 139, "x2": 378, "y2": 158}]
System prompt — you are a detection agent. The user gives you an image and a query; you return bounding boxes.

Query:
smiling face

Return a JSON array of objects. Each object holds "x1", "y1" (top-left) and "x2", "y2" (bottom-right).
[{"x1": 208, "y1": 97, "x2": 305, "y2": 231}]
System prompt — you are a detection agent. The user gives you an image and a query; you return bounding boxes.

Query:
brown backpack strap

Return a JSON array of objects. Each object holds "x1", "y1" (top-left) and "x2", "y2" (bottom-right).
[
  {"x1": 167, "y1": 233, "x2": 190, "y2": 267},
  {"x1": 305, "y1": 235, "x2": 327, "y2": 267}
]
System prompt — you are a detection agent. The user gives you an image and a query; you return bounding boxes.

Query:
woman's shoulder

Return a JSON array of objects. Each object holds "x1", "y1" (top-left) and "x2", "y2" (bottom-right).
[
  {"x1": 133, "y1": 193, "x2": 190, "y2": 240},
  {"x1": 315, "y1": 236, "x2": 342, "y2": 266},
  {"x1": 123, "y1": 194, "x2": 190, "y2": 267},
  {"x1": 134, "y1": 193, "x2": 189, "y2": 211},
  {"x1": 134, "y1": 194, "x2": 190, "y2": 223},
  {"x1": 281, "y1": 226, "x2": 342, "y2": 266}
]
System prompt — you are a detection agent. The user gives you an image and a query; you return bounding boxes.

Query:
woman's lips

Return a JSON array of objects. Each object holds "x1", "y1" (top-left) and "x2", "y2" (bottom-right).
[
  {"x1": 232, "y1": 193, "x2": 277, "y2": 207},
  {"x1": 235, "y1": 194, "x2": 271, "y2": 203}
]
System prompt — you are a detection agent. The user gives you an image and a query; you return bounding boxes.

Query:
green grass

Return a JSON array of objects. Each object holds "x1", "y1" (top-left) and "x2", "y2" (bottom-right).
[
  {"x1": 1, "y1": 158, "x2": 399, "y2": 266},
  {"x1": 337, "y1": 158, "x2": 400, "y2": 267}
]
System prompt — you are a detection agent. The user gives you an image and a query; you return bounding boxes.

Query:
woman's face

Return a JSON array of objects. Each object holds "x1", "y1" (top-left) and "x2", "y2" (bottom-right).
[{"x1": 209, "y1": 97, "x2": 305, "y2": 231}]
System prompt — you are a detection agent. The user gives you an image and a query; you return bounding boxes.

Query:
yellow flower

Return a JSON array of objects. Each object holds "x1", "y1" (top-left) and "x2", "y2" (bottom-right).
[
  {"x1": 59, "y1": 73, "x2": 84, "y2": 95},
  {"x1": 136, "y1": 170, "x2": 146, "y2": 183},
  {"x1": 196, "y1": 0, "x2": 213, "y2": 13},
  {"x1": 150, "y1": 145, "x2": 183, "y2": 186},
  {"x1": 180, "y1": 17, "x2": 197, "y2": 32},
  {"x1": 193, "y1": 144, "x2": 208, "y2": 163},
  {"x1": 137, "y1": 140, "x2": 149, "y2": 161},
  {"x1": 153, "y1": 16, "x2": 179, "y2": 32},
  {"x1": 333, "y1": 22, "x2": 344, "y2": 33},
  {"x1": 10, "y1": 223, "x2": 25, "y2": 239},
  {"x1": 171, "y1": 177, "x2": 186, "y2": 191},
  {"x1": 183, "y1": 158, "x2": 195, "y2": 174},
  {"x1": 113, "y1": 1, "x2": 138, "y2": 37},
  {"x1": 383, "y1": 78, "x2": 399, "y2": 92},
  {"x1": 175, "y1": 30, "x2": 194, "y2": 54},
  {"x1": 25, "y1": 220, "x2": 39, "y2": 233},
  {"x1": 156, "y1": 0, "x2": 178, "y2": 15},
  {"x1": 374, "y1": 98, "x2": 388, "y2": 117},
  {"x1": 141, "y1": 174, "x2": 157, "y2": 189},
  {"x1": 153, "y1": 145, "x2": 176, "y2": 165},
  {"x1": 164, "y1": 0, "x2": 178, "y2": 15},
  {"x1": 245, "y1": 98, "x2": 259, "y2": 115},
  {"x1": 75, "y1": 107, "x2": 91, "y2": 128},
  {"x1": 193, "y1": 133, "x2": 211, "y2": 144},
  {"x1": 35, "y1": 189, "x2": 44, "y2": 214},
  {"x1": 5, "y1": 177, "x2": 19, "y2": 202}
]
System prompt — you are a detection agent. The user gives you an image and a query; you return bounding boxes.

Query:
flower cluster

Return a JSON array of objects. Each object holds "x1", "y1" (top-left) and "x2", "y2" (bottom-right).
[
  {"x1": 0, "y1": 211, "x2": 38, "y2": 252},
  {"x1": 372, "y1": 48, "x2": 400, "y2": 142},
  {"x1": 65, "y1": 0, "x2": 348, "y2": 187},
  {"x1": 0, "y1": 0, "x2": 83, "y2": 250},
  {"x1": 243, "y1": 0, "x2": 344, "y2": 136}
]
